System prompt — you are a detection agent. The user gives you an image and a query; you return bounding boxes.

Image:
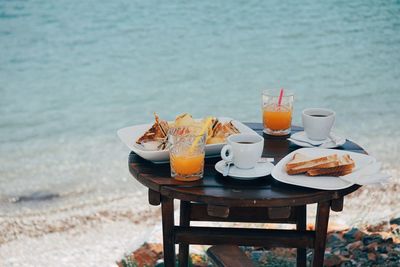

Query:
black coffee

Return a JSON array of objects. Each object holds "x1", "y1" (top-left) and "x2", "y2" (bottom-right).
[
  {"x1": 310, "y1": 114, "x2": 328, "y2": 117},
  {"x1": 237, "y1": 141, "x2": 255, "y2": 144}
]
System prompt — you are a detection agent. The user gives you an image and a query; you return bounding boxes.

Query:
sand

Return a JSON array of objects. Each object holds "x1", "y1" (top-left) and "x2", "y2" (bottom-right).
[
  {"x1": 0, "y1": 195, "x2": 160, "y2": 266},
  {"x1": 1, "y1": 166, "x2": 398, "y2": 266}
]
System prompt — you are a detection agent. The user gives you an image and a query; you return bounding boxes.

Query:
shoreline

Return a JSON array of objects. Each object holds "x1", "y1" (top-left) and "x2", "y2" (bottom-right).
[
  {"x1": 0, "y1": 193, "x2": 157, "y2": 245},
  {"x1": 1, "y1": 168, "x2": 398, "y2": 265},
  {"x1": 0, "y1": 194, "x2": 161, "y2": 266}
]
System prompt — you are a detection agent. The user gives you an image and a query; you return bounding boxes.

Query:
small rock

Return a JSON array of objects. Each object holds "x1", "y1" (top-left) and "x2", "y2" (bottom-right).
[
  {"x1": 327, "y1": 233, "x2": 345, "y2": 248},
  {"x1": 350, "y1": 249, "x2": 367, "y2": 260},
  {"x1": 367, "y1": 242, "x2": 378, "y2": 252},
  {"x1": 391, "y1": 224, "x2": 400, "y2": 235},
  {"x1": 376, "y1": 257, "x2": 385, "y2": 265},
  {"x1": 354, "y1": 230, "x2": 365, "y2": 241},
  {"x1": 343, "y1": 228, "x2": 358, "y2": 241},
  {"x1": 339, "y1": 260, "x2": 353, "y2": 267},
  {"x1": 250, "y1": 250, "x2": 267, "y2": 263},
  {"x1": 368, "y1": 252, "x2": 377, "y2": 262},
  {"x1": 154, "y1": 259, "x2": 164, "y2": 267},
  {"x1": 389, "y1": 217, "x2": 400, "y2": 225},
  {"x1": 388, "y1": 256, "x2": 400, "y2": 263},
  {"x1": 380, "y1": 253, "x2": 388, "y2": 260},
  {"x1": 347, "y1": 240, "x2": 363, "y2": 250},
  {"x1": 385, "y1": 237, "x2": 394, "y2": 244},
  {"x1": 122, "y1": 242, "x2": 163, "y2": 267},
  {"x1": 377, "y1": 245, "x2": 388, "y2": 253},
  {"x1": 367, "y1": 222, "x2": 391, "y2": 232},
  {"x1": 343, "y1": 228, "x2": 365, "y2": 242},
  {"x1": 307, "y1": 223, "x2": 315, "y2": 230},
  {"x1": 332, "y1": 248, "x2": 341, "y2": 256},
  {"x1": 324, "y1": 254, "x2": 342, "y2": 267},
  {"x1": 362, "y1": 234, "x2": 383, "y2": 245},
  {"x1": 386, "y1": 245, "x2": 394, "y2": 252},
  {"x1": 191, "y1": 254, "x2": 208, "y2": 267},
  {"x1": 340, "y1": 248, "x2": 350, "y2": 257}
]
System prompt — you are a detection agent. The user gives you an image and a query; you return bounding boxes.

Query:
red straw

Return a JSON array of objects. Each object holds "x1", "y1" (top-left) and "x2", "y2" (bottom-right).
[{"x1": 278, "y1": 88, "x2": 284, "y2": 106}]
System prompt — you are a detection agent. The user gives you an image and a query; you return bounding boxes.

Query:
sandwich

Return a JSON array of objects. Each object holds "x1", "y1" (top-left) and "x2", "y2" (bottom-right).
[
  {"x1": 135, "y1": 113, "x2": 241, "y2": 150},
  {"x1": 307, "y1": 154, "x2": 355, "y2": 176},
  {"x1": 136, "y1": 113, "x2": 169, "y2": 150},
  {"x1": 207, "y1": 120, "x2": 240, "y2": 144},
  {"x1": 285, "y1": 153, "x2": 355, "y2": 176}
]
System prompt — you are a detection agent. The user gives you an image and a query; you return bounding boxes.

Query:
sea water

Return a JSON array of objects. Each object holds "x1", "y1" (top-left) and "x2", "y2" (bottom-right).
[{"x1": 0, "y1": 0, "x2": 399, "y2": 263}]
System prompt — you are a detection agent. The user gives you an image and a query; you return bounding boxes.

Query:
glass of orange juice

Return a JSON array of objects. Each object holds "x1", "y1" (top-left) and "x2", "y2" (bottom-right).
[
  {"x1": 169, "y1": 126, "x2": 206, "y2": 181},
  {"x1": 262, "y1": 89, "x2": 294, "y2": 135}
]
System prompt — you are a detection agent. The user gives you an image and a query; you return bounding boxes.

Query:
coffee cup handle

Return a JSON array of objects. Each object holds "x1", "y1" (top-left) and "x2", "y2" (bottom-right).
[{"x1": 221, "y1": 145, "x2": 233, "y2": 162}]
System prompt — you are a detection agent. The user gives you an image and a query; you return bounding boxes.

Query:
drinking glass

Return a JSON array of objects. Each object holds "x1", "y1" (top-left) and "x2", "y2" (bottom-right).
[
  {"x1": 169, "y1": 126, "x2": 206, "y2": 181},
  {"x1": 262, "y1": 89, "x2": 294, "y2": 135}
]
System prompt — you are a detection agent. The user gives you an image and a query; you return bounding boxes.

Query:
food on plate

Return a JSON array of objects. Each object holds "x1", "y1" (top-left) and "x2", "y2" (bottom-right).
[
  {"x1": 173, "y1": 113, "x2": 198, "y2": 127},
  {"x1": 207, "y1": 120, "x2": 240, "y2": 144},
  {"x1": 136, "y1": 113, "x2": 240, "y2": 150},
  {"x1": 136, "y1": 113, "x2": 169, "y2": 150},
  {"x1": 285, "y1": 153, "x2": 355, "y2": 176},
  {"x1": 286, "y1": 154, "x2": 339, "y2": 175},
  {"x1": 286, "y1": 153, "x2": 333, "y2": 170},
  {"x1": 307, "y1": 154, "x2": 355, "y2": 176},
  {"x1": 206, "y1": 136, "x2": 225, "y2": 145}
]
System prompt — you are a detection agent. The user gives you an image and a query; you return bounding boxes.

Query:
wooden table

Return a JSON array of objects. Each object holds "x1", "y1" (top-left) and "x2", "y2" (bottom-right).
[{"x1": 128, "y1": 123, "x2": 364, "y2": 267}]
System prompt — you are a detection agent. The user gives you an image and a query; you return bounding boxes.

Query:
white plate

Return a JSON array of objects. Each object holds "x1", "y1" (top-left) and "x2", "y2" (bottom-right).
[
  {"x1": 290, "y1": 131, "x2": 346, "y2": 148},
  {"x1": 117, "y1": 117, "x2": 259, "y2": 163},
  {"x1": 215, "y1": 160, "x2": 274, "y2": 180},
  {"x1": 271, "y1": 148, "x2": 376, "y2": 190}
]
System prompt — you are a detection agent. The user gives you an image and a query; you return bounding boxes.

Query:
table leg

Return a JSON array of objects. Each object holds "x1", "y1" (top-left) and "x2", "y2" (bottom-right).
[
  {"x1": 162, "y1": 196, "x2": 175, "y2": 267},
  {"x1": 312, "y1": 201, "x2": 330, "y2": 267},
  {"x1": 178, "y1": 201, "x2": 190, "y2": 267},
  {"x1": 296, "y1": 205, "x2": 307, "y2": 267}
]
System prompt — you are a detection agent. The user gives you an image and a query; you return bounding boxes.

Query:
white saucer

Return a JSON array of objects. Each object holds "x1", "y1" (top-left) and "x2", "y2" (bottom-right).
[
  {"x1": 289, "y1": 131, "x2": 346, "y2": 148},
  {"x1": 215, "y1": 160, "x2": 274, "y2": 180}
]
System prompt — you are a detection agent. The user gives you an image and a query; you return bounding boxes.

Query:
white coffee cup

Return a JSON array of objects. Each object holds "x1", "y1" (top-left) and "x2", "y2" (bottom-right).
[
  {"x1": 302, "y1": 108, "x2": 336, "y2": 141},
  {"x1": 220, "y1": 134, "x2": 264, "y2": 169}
]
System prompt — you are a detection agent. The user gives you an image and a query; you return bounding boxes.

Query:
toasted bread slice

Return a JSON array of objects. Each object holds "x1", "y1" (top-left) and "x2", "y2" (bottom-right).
[
  {"x1": 174, "y1": 113, "x2": 195, "y2": 127},
  {"x1": 307, "y1": 154, "x2": 355, "y2": 176},
  {"x1": 209, "y1": 121, "x2": 241, "y2": 141},
  {"x1": 286, "y1": 154, "x2": 339, "y2": 175},
  {"x1": 136, "y1": 113, "x2": 169, "y2": 144},
  {"x1": 285, "y1": 153, "x2": 312, "y2": 169},
  {"x1": 308, "y1": 169, "x2": 353, "y2": 177},
  {"x1": 286, "y1": 153, "x2": 339, "y2": 170}
]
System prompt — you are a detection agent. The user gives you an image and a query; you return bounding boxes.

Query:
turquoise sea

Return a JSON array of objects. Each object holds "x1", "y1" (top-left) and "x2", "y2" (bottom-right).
[{"x1": 0, "y1": 0, "x2": 400, "y2": 263}]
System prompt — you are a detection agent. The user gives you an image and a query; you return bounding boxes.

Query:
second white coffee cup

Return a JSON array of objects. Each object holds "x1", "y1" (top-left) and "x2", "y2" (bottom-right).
[
  {"x1": 220, "y1": 134, "x2": 264, "y2": 169},
  {"x1": 302, "y1": 108, "x2": 336, "y2": 141}
]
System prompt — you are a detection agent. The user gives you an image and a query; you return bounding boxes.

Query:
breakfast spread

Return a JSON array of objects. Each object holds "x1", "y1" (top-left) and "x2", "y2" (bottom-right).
[
  {"x1": 136, "y1": 113, "x2": 240, "y2": 150},
  {"x1": 285, "y1": 153, "x2": 355, "y2": 176}
]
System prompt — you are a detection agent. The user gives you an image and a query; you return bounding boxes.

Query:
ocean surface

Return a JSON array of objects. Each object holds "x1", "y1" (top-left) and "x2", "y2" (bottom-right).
[{"x1": 1, "y1": 0, "x2": 400, "y2": 265}]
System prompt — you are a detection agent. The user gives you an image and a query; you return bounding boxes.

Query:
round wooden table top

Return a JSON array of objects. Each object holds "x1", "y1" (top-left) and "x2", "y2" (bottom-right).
[{"x1": 129, "y1": 123, "x2": 363, "y2": 207}]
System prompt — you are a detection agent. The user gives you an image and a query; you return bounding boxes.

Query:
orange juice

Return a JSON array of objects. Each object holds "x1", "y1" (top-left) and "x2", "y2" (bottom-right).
[
  {"x1": 263, "y1": 105, "x2": 292, "y2": 131},
  {"x1": 170, "y1": 153, "x2": 205, "y2": 181}
]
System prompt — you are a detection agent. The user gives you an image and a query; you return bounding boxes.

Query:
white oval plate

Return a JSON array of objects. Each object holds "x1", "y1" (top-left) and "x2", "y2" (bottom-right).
[
  {"x1": 215, "y1": 160, "x2": 274, "y2": 180},
  {"x1": 290, "y1": 131, "x2": 346, "y2": 148},
  {"x1": 272, "y1": 148, "x2": 376, "y2": 190},
  {"x1": 117, "y1": 117, "x2": 259, "y2": 163}
]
